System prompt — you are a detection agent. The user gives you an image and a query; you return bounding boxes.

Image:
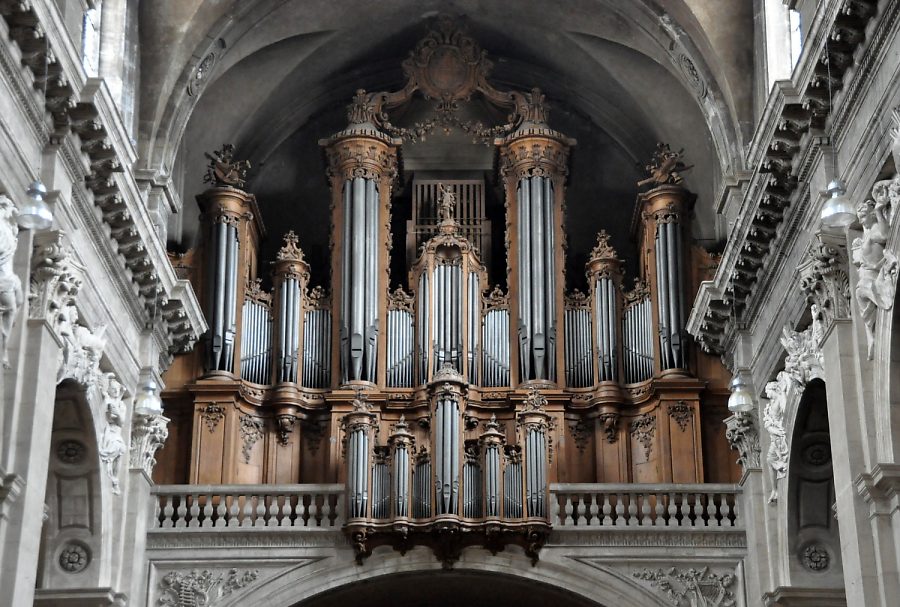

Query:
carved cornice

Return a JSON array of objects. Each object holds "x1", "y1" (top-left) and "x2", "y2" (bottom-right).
[
  {"x1": 322, "y1": 135, "x2": 399, "y2": 182},
  {"x1": 498, "y1": 134, "x2": 571, "y2": 183}
]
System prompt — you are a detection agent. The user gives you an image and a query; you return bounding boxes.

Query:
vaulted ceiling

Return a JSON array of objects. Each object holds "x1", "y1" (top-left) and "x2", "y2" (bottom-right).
[{"x1": 138, "y1": 0, "x2": 754, "y2": 285}]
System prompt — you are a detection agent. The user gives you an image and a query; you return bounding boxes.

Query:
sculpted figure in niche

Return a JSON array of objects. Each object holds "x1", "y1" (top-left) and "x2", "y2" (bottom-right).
[
  {"x1": 851, "y1": 177, "x2": 899, "y2": 359},
  {"x1": 98, "y1": 374, "x2": 128, "y2": 495},
  {"x1": 0, "y1": 195, "x2": 22, "y2": 367},
  {"x1": 763, "y1": 371, "x2": 792, "y2": 502}
]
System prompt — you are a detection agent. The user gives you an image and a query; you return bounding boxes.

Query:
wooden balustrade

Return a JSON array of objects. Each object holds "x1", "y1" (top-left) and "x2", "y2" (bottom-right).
[{"x1": 549, "y1": 484, "x2": 741, "y2": 528}]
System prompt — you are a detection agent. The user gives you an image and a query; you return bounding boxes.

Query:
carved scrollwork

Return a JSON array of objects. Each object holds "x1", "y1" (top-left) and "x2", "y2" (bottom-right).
[
  {"x1": 598, "y1": 412, "x2": 620, "y2": 443},
  {"x1": 798, "y1": 235, "x2": 851, "y2": 334},
  {"x1": 276, "y1": 414, "x2": 298, "y2": 447},
  {"x1": 632, "y1": 566, "x2": 735, "y2": 607},
  {"x1": 157, "y1": 568, "x2": 259, "y2": 607},
  {"x1": 130, "y1": 412, "x2": 170, "y2": 477}
]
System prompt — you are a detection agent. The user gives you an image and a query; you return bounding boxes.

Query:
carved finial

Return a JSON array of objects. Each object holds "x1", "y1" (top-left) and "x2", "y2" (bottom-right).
[
  {"x1": 589, "y1": 230, "x2": 621, "y2": 262},
  {"x1": 637, "y1": 143, "x2": 692, "y2": 188},
  {"x1": 432, "y1": 362, "x2": 464, "y2": 383},
  {"x1": 347, "y1": 89, "x2": 383, "y2": 126},
  {"x1": 203, "y1": 144, "x2": 250, "y2": 188},
  {"x1": 513, "y1": 87, "x2": 549, "y2": 125},
  {"x1": 487, "y1": 414, "x2": 499, "y2": 430},
  {"x1": 276, "y1": 230, "x2": 305, "y2": 262}
]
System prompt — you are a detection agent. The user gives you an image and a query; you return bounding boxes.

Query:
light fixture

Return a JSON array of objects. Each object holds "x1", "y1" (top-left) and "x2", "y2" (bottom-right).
[
  {"x1": 17, "y1": 179, "x2": 53, "y2": 231},
  {"x1": 134, "y1": 375, "x2": 163, "y2": 416},
  {"x1": 820, "y1": 177, "x2": 855, "y2": 228},
  {"x1": 727, "y1": 371, "x2": 755, "y2": 413}
]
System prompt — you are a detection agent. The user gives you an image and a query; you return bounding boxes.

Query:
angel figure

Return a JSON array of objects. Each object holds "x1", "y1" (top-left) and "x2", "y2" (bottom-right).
[
  {"x1": 98, "y1": 375, "x2": 128, "y2": 495},
  {"x1": 763, "y1": 371, "x2": 792, "y2": 502},
  {"x1": 0, "y1": 195, "x2": 22, "y2": 367}
]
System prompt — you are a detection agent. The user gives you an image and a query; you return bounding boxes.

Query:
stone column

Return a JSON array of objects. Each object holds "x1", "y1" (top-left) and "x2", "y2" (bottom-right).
[
  {"x1": 0, "y1": 231, "x2": 79, "y2": 607},
  {"x1": 798, "y1": 233, "x2": 889, "y2": 606}
]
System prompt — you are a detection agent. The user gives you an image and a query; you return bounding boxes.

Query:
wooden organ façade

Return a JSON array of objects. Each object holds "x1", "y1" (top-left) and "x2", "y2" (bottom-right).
[{"x1": 159, "y1": 17, "x2": 735, "y2": 563}]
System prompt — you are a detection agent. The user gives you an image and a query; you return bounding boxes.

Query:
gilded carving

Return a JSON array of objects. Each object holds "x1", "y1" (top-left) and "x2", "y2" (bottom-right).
[
  {"x1": 851, "y1": 175, "x2": 899, "y2": 358},
  {"x1": 630, "y1": 413, "x2": 656, "y2": 461}
]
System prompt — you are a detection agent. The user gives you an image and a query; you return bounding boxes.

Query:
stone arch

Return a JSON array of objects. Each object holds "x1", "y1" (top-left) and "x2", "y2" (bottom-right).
[
  {"x1": 216, "y1": 546, "x2": 670, "y2": 607},
  {"x1": 784, "y1": 379, "x2": 843, "y2": 588},
  {"x1": 36, "y1": 380, "x2": 112, "y2": 593}
]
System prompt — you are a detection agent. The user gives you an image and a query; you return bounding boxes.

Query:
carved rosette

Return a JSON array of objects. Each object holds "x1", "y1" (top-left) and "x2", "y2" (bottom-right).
[
  {"x1": 129, "y1": 412, "x2": 170, "y2": 477},
  {"x1": 798, "y1": 235, "x2": 851, "y2": 334},
  {"x1": 724, "y1": 412, "x2": 761, "y2": 470}
]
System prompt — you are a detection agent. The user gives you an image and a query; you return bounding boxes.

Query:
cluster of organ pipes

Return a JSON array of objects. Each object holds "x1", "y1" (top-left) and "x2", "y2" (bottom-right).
[
  {"x1": 343, "y1": 383, "x2": 551, "y2": 523},
  {"x1": 205, "y1": 218, "x2": 240, "y2": 372}
]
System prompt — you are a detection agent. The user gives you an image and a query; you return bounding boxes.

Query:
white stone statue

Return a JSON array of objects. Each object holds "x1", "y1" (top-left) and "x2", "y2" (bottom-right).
[
  {"x1": 0, "y1": 195, "x2": 22, "y2": 367},
  {"x1": 780, "y1": 323, "x2": 824, "y2": 385},
  {"x1": 851, "y1": 177, "x2": 899, "y2": 359},
  {"x1": 98, "y1": 374, "x2": 128, "y2": 495},
  {"x1": 763, "y1": 371, "x2": 792, "y2": 502}
]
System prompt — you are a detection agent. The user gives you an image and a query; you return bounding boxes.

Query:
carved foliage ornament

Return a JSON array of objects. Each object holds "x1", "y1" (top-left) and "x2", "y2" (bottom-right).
[
  {"x1": 667, "y1": 401, "x2": 692, "y2": 432},
  {"x1": 798, "y1": 235, "x2": 851, "y2": 333},
  {"x1": 724, "y1": 412, "x2": 761, "y2": 470},
  {"x1": 200, "y1": 403, "x2": 225, "y2": 433},
  {"x1": 157, "y1": 568, "x2": 259, "y2": 607},
  {"x1": 598, "y1": 412, "x2": 620, "y2": 443},
  {"x1": 239, "y1": 414, "x2": 264, "y2": 464},
  {"x1": 130, "y1": 412, "x2": 169, "y2": 477},
  {"x1": 0, "y1": 195, "x2": 22, "y2": 367},
  {"x1": 633, "y1": 566, "x2": 736, "y2": 607},
  {"x1": 630, "y1": 413, "x2": 656, "y2": 461},
  {"x1": 29, "y1": 232, "x2": 82, "y2": 329},
  {"x1": 851, "y1": 174, "x2": 899, "y2": 359}
]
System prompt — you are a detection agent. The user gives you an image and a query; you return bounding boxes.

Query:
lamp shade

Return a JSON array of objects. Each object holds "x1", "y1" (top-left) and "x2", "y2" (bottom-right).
[
  {"x1": 820, "y1": 178, "x2": 855, "y2": 228},
  {"x1": 728, "y1": 372, "x2": 755, "y2": 413},
  {"x1": 134, "y1": 377, "x2": 163, "y2": 416},
  {"x1": 18, "y1": 180, "x2": 53, "y2": 231}
]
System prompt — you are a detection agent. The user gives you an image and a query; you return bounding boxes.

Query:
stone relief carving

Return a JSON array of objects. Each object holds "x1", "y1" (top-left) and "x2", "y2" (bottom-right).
[
  {"x1": 798, "y1": 236, "x2": 851, "y2": 334},
  {"x1": 801, "y1": 543, "x2": 830, "y2": 572},
  {"x1": 29, "y1": 232, "x2": 82, "y2": 332},
  {"x1": 763, "y1": 371, "x2": 792, "y2": 502},
  {"x1": 0, "y1": 195, "x2": 22, "y2": 367},
  {"x1": 57, "y1": 303, "x2": 107, "y2": 387},
  {"x1": 157, "y1": 568, "x2": 259, "y2": 607},
  {"x1": 780, "y1": 323, "x2": 824, "y2": 385},
  {"x1": 98, "y1": 374, "x2": 128, "y2": 495},
  {"x1": 130, "y1": 411, "x2": 170, "y2": 477},
  {"x1": 724, "y1": 412, "x2": 761, "y2": 470},
  {"x1": 851, "y1": 175, "x2": 899, "y2": 359},
  {"x1": 58, "y1": 541, "x2": 90, "y2": 574},
  {"x1": 632, "y1": 566, "x2": 736, "y2": 607}
]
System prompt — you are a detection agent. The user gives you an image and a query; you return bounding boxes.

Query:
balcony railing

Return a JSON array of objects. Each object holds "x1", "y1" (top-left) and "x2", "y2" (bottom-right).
[
  {"x1": 549, "y1": 483, "x2": 741, "y2": 528},
  {"x1": 152, "y1": 484, "x2": 345, "y2": 529}
]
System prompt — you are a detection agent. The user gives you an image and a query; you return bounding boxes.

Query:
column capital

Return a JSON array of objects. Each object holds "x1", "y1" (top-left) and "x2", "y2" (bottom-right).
[
  {"x1": 128, "y1": 412, "x2": 170, "y2": 478},
  {"x1": 725, "y1": 411, "x2": 762, "y2": 471},
  {"x1": 28, "y1": 230, "x2": 82, "y2": 331},
  {"x1": 798, "y1": 231, "x2": 851, "y2": 334}
]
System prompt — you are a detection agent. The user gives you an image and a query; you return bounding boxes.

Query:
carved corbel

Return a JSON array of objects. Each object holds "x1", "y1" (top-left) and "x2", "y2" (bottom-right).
[
  {"x1": 725, "y1": 411, "x2": 762, "y2": 471},
  {"x1": 597, "y1": 412, "x2": 620, "y2": 443},
  {"x1": 798, "y1": 233, "x2": 851, "y2": 336},
  {"x1": 28, "y1": 231, "x2": 83, "y2": 332},
  {"x1": 275, "y1": 414, "x2": 299, "y2": 447},
  {"x1": 129, "y1": 412, "x2": 170, "y2": 478}
]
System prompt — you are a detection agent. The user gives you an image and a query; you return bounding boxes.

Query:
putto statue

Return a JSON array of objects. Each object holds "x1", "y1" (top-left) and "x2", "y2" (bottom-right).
[
  {"x1": 637, "y1": 142, "x2": 692, "y2": 188},
  {"x1": 0, "y1": 195, "x2": 22, "y2": 367},
  {"x1": 851, "y1": 175, "x2": 899, "y2": 359},
  {"x1": 437, "y1": 184, "x2": 457, "y2": 224},
  {"x1": 98, "y1": 374, "x2": 128, "y2": 495},
  {"x1": 204, "y1": 143, "x2": 251, "y2": 188}
]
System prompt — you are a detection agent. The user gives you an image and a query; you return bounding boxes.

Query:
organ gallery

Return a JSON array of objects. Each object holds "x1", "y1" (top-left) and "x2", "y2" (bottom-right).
[{"x1": 158, "y1": 18, "x2": 735, "y2": 562}]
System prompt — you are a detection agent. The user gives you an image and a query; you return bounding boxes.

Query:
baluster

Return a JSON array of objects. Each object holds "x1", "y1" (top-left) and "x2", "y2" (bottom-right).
[
  {"x1": 267, "y1": 495, "x2": 279, "y2": 527},
  {"x1": 309, "y1": 494, "x2": 319, "y2": 527},
  {"x1": 334, "y1": 492, "x2": 345, "y2": 526},
  {"x1": 720, "y1": 494, "x2": 732, "y2": 528},
  {"x1": 588, "y1": 494, "x2": 599, "y2": 526},
  {"x1": 614, "y1": 493, "x2": 626, "y2": 527},
  {"x1": 241, "y1": 495, "x2": 254, "y2": 527},
  {"x1": 188, "y1": 495, "x2": 201, "y2": 528},
  {"x1": 576, "y1": 495, "x2": 587, "y2": 526},
  {"x1": 563, "y1": 495, "x2": 574, "y2": 526},
  {"x1": 280, "y1": 495, "x2": 294, "y2": 527},
  {"x1": 627, "y1": 492, "x2": 638, "y2": 526},
  {"x1": 707, "y1": 492, "x2": 720, "y2": 527},
  {"x1": 175, "y1": 496, "x2": 188, "y2": 528},
  {"x1": 297, "y1": 493, "x2": 308, "y2": 527},
  {"x1": 640, "y1": 493, "x2": 651, "y2": 526},
  {"x1": 667, "y1": 492, "x2": 677, "y2": 527},
  {"x1": 322, "y1": 493, "x2": 334, "y2": 526},
  {"x1": 162, "y1": 495, "x2": 174, "y2": 529},
  {"x1": 202, "y1": 494, "x2": 214, "y2": 528},
  {"x1": 693, "y1": 492, "x2": 704, "y2": 527},
  {"x1": 654, "y1": 493, "x2": 665, "y2": 527},
  {"x1": 601, "y1": 493, "x2": 612, "y2": 526},
  {"x1": 215, "y1": 495, "x2": 227, "y2": 528},
  {"x1": 254, "y1": 494, "x2": 267, "y2": 527},
  {"x1": 678, "y1": 493, "x2": 690, "y2": 527},
  {"x1": 730, "y1": 492, "x2": 739, "y2": 528},
  {"x1": 154, "y1": 496, "x2": 163, "y2": 529},
  {"x1": 227, "y1": 495, "x2": 240, "y2": 527}
]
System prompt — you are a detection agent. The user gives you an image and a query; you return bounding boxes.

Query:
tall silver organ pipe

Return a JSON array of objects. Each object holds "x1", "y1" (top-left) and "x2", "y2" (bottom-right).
[
  {"x1": 345, "y1": 402, "x2": 375, "y2": 519},
  {"x1": 595, "y1": 276, "x2": 618, "y2": 383},
  {"x1": 623, "y1": 294, "x2": 653, "y2": 383},
  {"x1": 462, "y1": 442, "x2": 483, "y2": 518},
  {"x1": 503, "y1": 447, "x2": 523, "y2": 518},
  {"x1": 518, "y1": 389, "x2": 551, "y2": 519},
  {"x1": 432, "y1": 261, "x2": 463, "y2": 372},
  {"x1": 277, "y1": 277, "x2": 301, "y2": 383},
  {"x1": 389, "y1": 417, "x2": 414, "y2": 518},
  {"x1": 482, "y1": 289, "x2": 510, "y2": 387},
  {"x1": 302, "y1": 305, "x2": 332, "y2": 389},
  {"x1": 239, "y1": 294, "x2": 272, "y2": 384},
  {"x1": 654, "y1": 218, "x2": 686, "y2": 370},
  {"x1": 467, "y1": 272, "x2": 480, "y2": 383},
  {"x1": 386, "y1": 304, "x2": 414, "y2": 388},
  {"x1": 480, "y1": 415, "x2": 505, "y2": 518},
  {"x1": 564, "y1": 296, "x2": 593, "y2": 388},
  {"x1": 372, "y1": 449, "x2": 389, "y2": 519},
  {"x1": 206, "y1": 219, "x2": 240, "y2": 372},
  {"x1": 433, "y1": 389, "x2": 461, "y2": 515},
  {"x1": 340, "y1": 177, "x2": 380, "y2": 383},
  {"x1": 516, "y1": 176, "x2": 557, "y2": 382},
  {"x1": 416, "y1": 271, "x2": 429, "y2": 383}
]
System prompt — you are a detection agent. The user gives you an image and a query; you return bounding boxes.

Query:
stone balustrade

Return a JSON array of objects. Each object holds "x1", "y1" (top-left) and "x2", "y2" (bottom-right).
[
  {"x1": 152, "y1": 484, "x2": 345, "y2": 529},
  {"x1": 550, "y1": 483, "x2": 741, "y2": 528}
]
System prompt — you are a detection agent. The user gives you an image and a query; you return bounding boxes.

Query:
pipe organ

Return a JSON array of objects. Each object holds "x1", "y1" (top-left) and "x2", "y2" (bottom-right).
[{"x1": 161, "y1": 20, "x2": 736, "y2": 567}]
